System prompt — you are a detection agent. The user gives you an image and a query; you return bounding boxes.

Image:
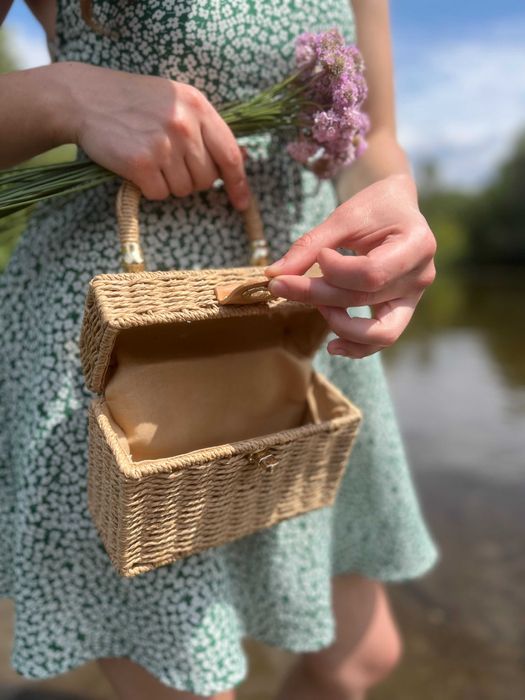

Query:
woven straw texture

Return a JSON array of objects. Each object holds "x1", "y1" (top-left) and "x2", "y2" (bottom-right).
[
  {"x1": 88, "y1": 375, "x2": 360, "y2": 577},
  {"x1": 80, "y1": 267, "x2": 304, "y2": 394},
  {"x1": 80, "y1": 266, "x2": 361, "y2": 577}
]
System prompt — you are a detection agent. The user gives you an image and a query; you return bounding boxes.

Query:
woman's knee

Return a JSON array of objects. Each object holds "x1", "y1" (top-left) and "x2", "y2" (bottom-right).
[
  {"x1": 302, "y1": 575, "x2": 403, "y2": 693},
  {"x1": 346, "y1": 612, "x2": 403, "y2": 687},
  {"x1": 305, "y1": 629, "x2": 401, "y2": 694}
]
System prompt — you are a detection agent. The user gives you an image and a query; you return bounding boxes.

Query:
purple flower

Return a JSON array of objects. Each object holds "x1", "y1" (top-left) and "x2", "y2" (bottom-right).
[
  {"x1": 354, "y1": 135, "x2": 368, "y2": 158},
  {"x1": 295, "y1": 32, "x2": 317, "y2": 69},
  {"x1": 286, "y1": 139, "x2": 321, "y2": 164},
  {"x1": 312, "y1": 110, "x2": 341, "y2": 143},
  {"x1": 287, "y1": 28, "x2": 370, "y2": 178},
  {"x1": 333, "y1": 72, "x2": 367, "y2": 110}
]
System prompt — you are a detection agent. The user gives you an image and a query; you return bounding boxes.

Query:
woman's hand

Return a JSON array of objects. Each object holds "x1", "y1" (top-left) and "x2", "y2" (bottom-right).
[
  {"x1": 265, "y1": 173, "x2": 436, "y2": 358},
  {"x1": 56, "y1": 62, "x2": 250, "y2": 208}
]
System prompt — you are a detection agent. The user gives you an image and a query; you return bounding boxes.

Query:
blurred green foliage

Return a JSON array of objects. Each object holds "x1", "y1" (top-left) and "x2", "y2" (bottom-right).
[
  {"x1": 463, "y1": 132, "x2": 525, "y2": 266},
  {"x1": 419, "y1": 130, "x2": 525, "y2": 269},
  {"x1": 383, "y1": 267, "x2": 525, "y2": 388},
  {"x1": 419, "y1": 189, "x2": 472, "y2": 268},
  {"x1": 0, "y1": 29, "x2": 14, "y2": 72},
  {"x1": 0, "y1": 29, "x2": 21, "y2": 269}
]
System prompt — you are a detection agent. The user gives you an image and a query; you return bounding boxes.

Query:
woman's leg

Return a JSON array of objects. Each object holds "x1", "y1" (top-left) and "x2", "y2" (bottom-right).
[
  {"x1": 98, "y1": 657, "x2": 236, "y2": 700},
  {"x1": 276, "y1": 573, "x2": 402, "y2": 700}
]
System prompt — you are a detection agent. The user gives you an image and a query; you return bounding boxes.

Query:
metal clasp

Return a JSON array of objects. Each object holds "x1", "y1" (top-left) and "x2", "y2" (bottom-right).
[
  {"x1": 241, "y1": 282, "x2": 273, "y2": 302},
  {"x1": 214, "y1": 277, "x2": 275, "y2": 305},
  {"x1": 248, "y1": 448, "x2": 280, "y2": 474}
]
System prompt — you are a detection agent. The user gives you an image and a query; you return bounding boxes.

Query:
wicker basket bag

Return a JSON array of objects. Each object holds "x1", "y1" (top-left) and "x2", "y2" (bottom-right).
[{"x1": 79, "y1": 181, "x2": 362, "y2": 577}]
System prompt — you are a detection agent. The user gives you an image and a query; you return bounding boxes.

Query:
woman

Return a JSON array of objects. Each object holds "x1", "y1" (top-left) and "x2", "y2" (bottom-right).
[{"x1": 0, "y1": 1, "x2": 437, "y2": 698}]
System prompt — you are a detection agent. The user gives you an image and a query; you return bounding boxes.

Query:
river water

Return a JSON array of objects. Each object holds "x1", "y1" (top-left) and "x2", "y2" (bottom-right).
[
  {"x1": 383, "y1": 268, "x2": 525, "y2": 481},
  {"x1": 373, "y1": 268, "x2": 525, "y2": 700}
]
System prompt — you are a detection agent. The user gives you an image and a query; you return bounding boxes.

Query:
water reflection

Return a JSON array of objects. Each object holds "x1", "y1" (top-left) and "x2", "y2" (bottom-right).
[
  {"x1": 383, "y1": 269, "x2": 525, "y2": 481},
  {"x1": 385, "y1": 268, "x2": 525, "y2": 387},
  {"x1": 372, "y1": 269, "x2": 525, "y2": 699}
]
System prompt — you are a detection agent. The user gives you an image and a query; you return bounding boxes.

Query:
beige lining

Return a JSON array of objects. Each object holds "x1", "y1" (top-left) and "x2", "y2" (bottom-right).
[{"x1": 104, "y1": 307, "x2": 330, "y2": 461}]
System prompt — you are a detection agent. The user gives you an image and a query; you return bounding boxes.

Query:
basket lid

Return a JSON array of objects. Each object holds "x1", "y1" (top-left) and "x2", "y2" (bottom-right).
[{"x1": 79, "y1": 267, "x2": 329, "y2": 394}]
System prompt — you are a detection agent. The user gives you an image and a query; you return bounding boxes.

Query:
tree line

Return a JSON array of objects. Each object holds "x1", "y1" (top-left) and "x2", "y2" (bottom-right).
[{"x1": 419, "y1": 131, "x2": 525, "y2": 268}]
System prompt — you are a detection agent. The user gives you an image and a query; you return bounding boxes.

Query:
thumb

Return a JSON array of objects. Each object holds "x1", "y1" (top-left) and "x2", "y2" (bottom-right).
[{"x1": 265, "y1": 214, "x2": 342, "y2": 278}]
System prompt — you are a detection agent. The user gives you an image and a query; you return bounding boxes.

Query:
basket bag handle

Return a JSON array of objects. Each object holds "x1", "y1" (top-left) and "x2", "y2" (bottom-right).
[{"x1": 115, "y1": 180, "x2": 271, "y2": 273}]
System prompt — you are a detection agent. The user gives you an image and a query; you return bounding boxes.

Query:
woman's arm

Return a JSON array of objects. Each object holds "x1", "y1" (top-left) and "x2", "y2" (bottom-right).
[
  {"x1": 335, "y1": 0, "x2": 410, "y2": 200},
  {"x1": 0, "y1": 2, "x2": 61, "y2": 165},
  {"x1": 0, "y1": 1, "x2": 250, "y2": 209},
  {"x1": 0, "y1": 65, "x2": 72, "y2": 168},
  {"x1": 0, "y1": 62, "x2": 250, "y2": 208},
  {"x1": 266, "y1": 0, "x2": 436, "y2": 359}
]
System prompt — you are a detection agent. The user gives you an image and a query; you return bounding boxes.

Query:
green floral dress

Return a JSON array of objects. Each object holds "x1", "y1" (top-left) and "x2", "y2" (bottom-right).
[{"x1": 0, "y1": 0, "x2": 437, "y2": 694}]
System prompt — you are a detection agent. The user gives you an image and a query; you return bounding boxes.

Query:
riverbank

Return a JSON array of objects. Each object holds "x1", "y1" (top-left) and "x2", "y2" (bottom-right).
[{"x1": 372, "y1": 470, "x2": 525, "y2": 700}]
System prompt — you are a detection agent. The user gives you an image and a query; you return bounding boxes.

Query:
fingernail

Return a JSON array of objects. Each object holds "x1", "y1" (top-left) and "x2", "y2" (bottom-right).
[
  {"x1": 265, "y1": 258, "x2": 286, "y2": 276},
  {"x1": 328, "y1": 342, "x2": 347, "y2": 357},
  {"x1": 236, "y1": 195, "x2": 250, "y2": 211},
  {"x1": 268, "y1": 279, "x2": 286, "y2": 297},
  {"x1": 328, "y1": 345, "x2": 342, "y2": 356}
]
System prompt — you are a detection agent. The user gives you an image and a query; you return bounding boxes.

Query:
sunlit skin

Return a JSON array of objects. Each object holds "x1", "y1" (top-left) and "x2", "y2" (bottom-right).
[
  {"x1": 0, "y1": 0, "x2": 424, "y2": 698},
  {"x1": 266, "y1": 0, "x2": 437, "y2": 361}
]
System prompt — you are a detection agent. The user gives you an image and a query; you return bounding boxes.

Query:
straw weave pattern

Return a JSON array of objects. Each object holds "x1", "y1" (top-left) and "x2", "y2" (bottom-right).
[
  {"x1": 81, "y1": 268, "x2": 361, "y2": 576},
  {"x1": 80, "y1": 267, "x2": 299, "y2": 394},
  {"x1": 88, "y1": 387, "x2": 361, "y2": 577}
]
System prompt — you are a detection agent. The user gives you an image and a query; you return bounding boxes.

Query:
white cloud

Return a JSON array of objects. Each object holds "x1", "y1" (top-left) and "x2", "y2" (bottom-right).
[
  {"x1": 2, "y1": 22, "x2": 50, "y2": 69},
  {"x1": 394, "y1": 20, "x2": 525, "y2": 190}
]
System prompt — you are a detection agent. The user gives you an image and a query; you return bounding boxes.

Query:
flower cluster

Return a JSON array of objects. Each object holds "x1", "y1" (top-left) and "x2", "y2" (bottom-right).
[{"x1": 288, "y1": 29, "x2": 370, "y2": 178}]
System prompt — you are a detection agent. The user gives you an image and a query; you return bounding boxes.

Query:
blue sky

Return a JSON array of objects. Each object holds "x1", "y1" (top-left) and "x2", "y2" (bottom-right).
[{"x1": 3, "y1": 0, "x2": 525, "y2": 190}]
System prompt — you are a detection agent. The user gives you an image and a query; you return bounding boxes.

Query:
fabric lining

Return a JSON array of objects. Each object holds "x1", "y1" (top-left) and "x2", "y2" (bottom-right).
[{"x1": 104, "y1": 308, "x2": 330, "y2": 460}]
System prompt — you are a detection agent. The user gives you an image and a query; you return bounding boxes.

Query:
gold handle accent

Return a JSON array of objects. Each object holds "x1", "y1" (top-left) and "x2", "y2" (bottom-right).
[
  {"x1": 115, "y1": 181, "x2": 144, "y2": 272},
  {"x1": 115, "y1": 180, "x2": 271, "y2": 273},
  {"x1": 248, "y1": 448, "x2": 280, "y2": 473},
  {"x1": 241, "y1": 195, "x2": 271, "y2": 266}
]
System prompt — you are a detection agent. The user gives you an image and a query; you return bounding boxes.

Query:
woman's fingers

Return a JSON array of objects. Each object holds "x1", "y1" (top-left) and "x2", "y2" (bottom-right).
[
  {"x1": 202, "y1": 114, "x2": 250, "y2": 210},
  {"x1": 327, "y1": 339, "x2": 384, "y2": 359},
  {"x1": 268, "y1": 264, "x2": 431, "y2": 308},
  {"x1": 184, "y1": 130, "x2": 221, "y2": 192},
  {"x1": 318, "y1": 294, "x2": 421, "y2": 348},
  {"x1": 265, "y1": 215, "x2": 340, "y2": 277},
  {"x1": 134, "y1": 168, "x2": 171, "y2": 201},
  {"x1": 161, "y1": 151, "x2": 194, "y2": 198},
  {"x1": 317, "y1": 235, "x2": 435, "y2": 293},
  {"x1": 263, "y1": 174, "x2": 437, "y2": 356}
]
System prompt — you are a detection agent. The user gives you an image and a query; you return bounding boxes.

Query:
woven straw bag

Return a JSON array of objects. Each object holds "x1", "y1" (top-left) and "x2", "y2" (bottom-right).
[{"x1": 79, "y1": 181, "x2": 362, "y2": 577}]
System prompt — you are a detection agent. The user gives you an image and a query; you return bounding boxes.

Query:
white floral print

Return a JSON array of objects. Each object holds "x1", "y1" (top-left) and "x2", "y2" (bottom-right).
[{"x1": 0, "y1": 0, "x2": 437, "y2": 694}]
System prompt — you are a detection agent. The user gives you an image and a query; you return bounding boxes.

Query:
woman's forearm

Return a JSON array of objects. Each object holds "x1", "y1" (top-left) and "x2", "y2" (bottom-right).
[
  {"x1": 1, "y1": 61, "x2": 252, "y2": 205},
  {"x1": 0, "y1": 63, "x2": 74, "y2": 168},
  {"x1": 334, "y1": 129, "x2": 412, "y2": 203},
  {"x1": 338, "y1": 0, "x2": 413, "y2": 203}
]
